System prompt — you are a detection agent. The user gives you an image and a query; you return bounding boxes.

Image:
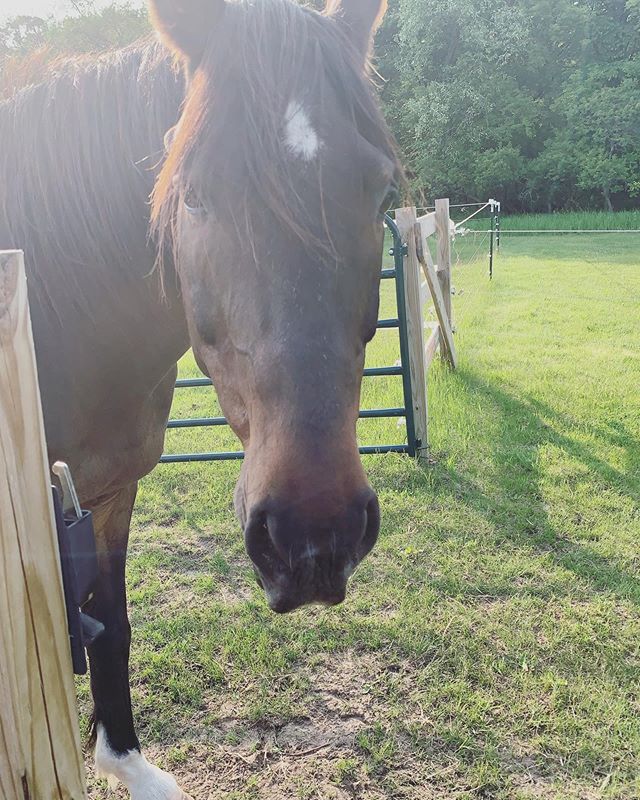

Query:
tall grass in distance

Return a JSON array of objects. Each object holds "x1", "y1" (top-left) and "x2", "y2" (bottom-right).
[{"x1": 497, "y1": 209, "x2": 640, "y2": 231}]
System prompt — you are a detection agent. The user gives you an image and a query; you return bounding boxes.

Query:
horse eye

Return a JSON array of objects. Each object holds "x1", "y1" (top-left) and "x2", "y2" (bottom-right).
[
  {"x1": 184, "y1": 186, "x2": 206, "y2": 215},
  {"x1": 379, "y1": 185, "x2": 399, "y2": 216}
]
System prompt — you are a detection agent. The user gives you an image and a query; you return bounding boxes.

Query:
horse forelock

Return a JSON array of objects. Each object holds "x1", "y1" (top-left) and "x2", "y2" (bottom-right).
[{"x1": 150, "y1": 0, "x2": 401, "y2": 267}]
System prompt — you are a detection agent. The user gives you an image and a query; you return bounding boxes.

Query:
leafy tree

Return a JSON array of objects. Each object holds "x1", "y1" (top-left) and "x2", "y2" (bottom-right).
[
  {"x1": 378, "y1": 0, "x2": 533, "y2": 205},
  {"x1": 377, "y1": 0, "x2": 640, "y2": 210},
  {"x1": 0, "y1": 3, "x2": 149, "y2": 98},
  {"x1": 0, "y1": 2, "x2": 148, "y2": 60},
  {"x1": 549, "y1": 61, "x2": 640, "y2": 210},
  {"x1": 46, "y1": 3, "x2": 149, "y2": 53},
  {"x1": 0, "y1": 15, "x2": 48, "y2": 55}
]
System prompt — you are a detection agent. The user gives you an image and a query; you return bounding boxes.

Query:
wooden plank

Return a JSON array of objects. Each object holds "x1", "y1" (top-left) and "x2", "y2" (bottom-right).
[
  {"x1": 394, "y1": 208, "x2": 428, "y2": 457},
  {"x1": 414, "y1": 226, "x2": 458, "y2": 369},
  {"x1": 415, "y1": 211, "x2": 436, "y2": 240},
  {"x1": 0, "y1": 250, "x2": 87, "y2": 800},
  {"x1": 424, "y1": 324, "x2": 440, "y2": 370},
  {"x1": 420, "y1": 279, "x2": 429, "y2": 310},
  {"x1": 434, "y1": 198, "x2": 452, "y2": 355}
]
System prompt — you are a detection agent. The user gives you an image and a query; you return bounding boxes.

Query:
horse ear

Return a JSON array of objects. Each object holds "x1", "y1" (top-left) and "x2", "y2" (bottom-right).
[
  {"x1": 325, "y1": 0, "x2": 388, "y2": 60},
  {"x1": 148, "y1": 0, "x2": 224, "y2": 66}
]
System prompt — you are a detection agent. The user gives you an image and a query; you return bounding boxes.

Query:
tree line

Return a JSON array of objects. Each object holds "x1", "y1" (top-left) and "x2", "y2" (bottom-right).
[{"x1": 1, "y1": 0, "x2": 639, "y2": 212}]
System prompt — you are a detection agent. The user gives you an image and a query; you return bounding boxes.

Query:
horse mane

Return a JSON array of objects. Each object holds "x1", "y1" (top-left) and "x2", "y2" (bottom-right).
[
  {"x1": 0, "y1": 37, "x2": 184, "y2": 305},
  {"x1": 0, "y1": 47, "x2": 60, "y2": 100},
  {"x1": 151, "y1": 0, "x2": 400, "y2": 265}
]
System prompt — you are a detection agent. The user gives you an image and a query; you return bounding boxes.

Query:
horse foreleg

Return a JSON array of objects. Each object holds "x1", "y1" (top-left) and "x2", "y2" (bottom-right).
[{"x1": 85, "y1": 483, "x2": 191, "y2": 800}]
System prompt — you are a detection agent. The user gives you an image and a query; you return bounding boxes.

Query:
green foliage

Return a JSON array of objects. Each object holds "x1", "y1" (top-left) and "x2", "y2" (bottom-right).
[
  {"x1": 0, "y1": 15, "x2": 49, "y2": 54},
  {"x1": 0, "y1": 2, "x2": 148, "y2": 58},
  {"x1": 48, "y1": 4, "x2": 149, "y2": 53},
  {"x1": 378, "y1": 0, "x2": 640, "y2": 211},
  {"x1": 553, "y1": 62, "x2": 640, "y2": 208}
]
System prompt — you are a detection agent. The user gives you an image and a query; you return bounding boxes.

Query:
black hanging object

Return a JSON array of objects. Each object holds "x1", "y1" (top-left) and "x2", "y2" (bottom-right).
[{"x1": 51, "y1": 486, "x2": 104, "y2": 674}]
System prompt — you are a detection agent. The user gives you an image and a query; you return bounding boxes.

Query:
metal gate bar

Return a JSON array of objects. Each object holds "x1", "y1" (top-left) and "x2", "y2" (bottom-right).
[
  {"x1": 167, "y1": 407, "x2": 407, "y2": 430},
  {"x1": 386, "y1": 215, "x2": 416, "y2": 457},
  {"x1": 172, "y1": 363, "x2": 405, "y2": 388},
  {"x1": 160, "y1": 216, "x2": 415, "y2": 463}
]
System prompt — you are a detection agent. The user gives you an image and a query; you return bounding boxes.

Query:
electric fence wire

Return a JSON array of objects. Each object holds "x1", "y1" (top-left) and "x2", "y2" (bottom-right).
[
  {"x1": 483, "y1": 229, "x2": 640, "y2": 234},
  {"x1": 449, "y1": 228, "x2": 492, "y2": 331}
]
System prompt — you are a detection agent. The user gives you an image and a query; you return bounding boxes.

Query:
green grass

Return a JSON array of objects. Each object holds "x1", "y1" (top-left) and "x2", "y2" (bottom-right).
[
  {"x1": 459, "y1": 209, "x2": 640, "y2": 238},
  {"x1": 81, "y1": 223, "x2": 640, "y2": 800},
  {"x1": 496, "y1": 209, "x2": 640, "y2": 231}
]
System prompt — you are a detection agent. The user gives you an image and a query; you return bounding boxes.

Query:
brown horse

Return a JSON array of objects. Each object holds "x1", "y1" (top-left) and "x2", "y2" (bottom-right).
[{"x1": 0, "y1": 0, "x2": 401, "y2": 796}]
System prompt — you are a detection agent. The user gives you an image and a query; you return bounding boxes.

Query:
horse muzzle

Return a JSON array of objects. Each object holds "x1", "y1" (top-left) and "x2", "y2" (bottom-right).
[{"x1": 243, "y1": 491, "x2": 380, "y2": 613}]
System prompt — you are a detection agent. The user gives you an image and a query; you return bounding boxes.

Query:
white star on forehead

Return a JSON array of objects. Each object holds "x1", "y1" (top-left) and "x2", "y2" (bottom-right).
[{"x1": 284, "y1": 101, "x2": 321, "y2": 160}]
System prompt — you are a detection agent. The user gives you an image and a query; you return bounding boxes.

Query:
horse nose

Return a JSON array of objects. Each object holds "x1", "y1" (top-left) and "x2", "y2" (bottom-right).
[
  {"x1": 266, "y1": 488, "x2": 379, "y2": 569},
  {"x1": 244, "y1": 490, "x2": 380, "y2": 613}
]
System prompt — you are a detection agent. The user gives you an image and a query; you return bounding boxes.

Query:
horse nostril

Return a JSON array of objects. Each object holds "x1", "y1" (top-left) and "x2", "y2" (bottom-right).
[
  {"x1": 265, "y1": 511, "x2": 295, "y2": 568},
  {"x1": 359, "y1": 493, "x2": 380, "y2": 557},
  {"x1": 244, "y1": 511, "x2": 284, "y2": 574}
]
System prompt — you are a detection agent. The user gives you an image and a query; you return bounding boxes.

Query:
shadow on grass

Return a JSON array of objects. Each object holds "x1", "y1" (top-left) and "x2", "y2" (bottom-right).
[{"x1": 433, "y1": 367, "x2": 640, "y2": 606}]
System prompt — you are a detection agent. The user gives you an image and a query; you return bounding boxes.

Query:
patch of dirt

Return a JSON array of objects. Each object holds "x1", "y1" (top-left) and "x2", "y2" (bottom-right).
[
  {"x1": 85, "y1": 651, "x2": 435, "y2": 800},
  {"x1": 498, "y1": 745, "x2": 606, "y2": 800},
  {"x1": 84, "y1": 650, "x2": 595, "y2": 800},
  {"x1": 214, "y1": 583, "x2": 253, "y2": 605}
]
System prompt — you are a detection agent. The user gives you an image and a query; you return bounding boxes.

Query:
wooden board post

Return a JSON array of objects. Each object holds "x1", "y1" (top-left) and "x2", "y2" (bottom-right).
[
  {"x1": 434, "y1": 198, "x2": 453, "y2": 355},
  {"x1": 415, "y1": 224, "x2": 458, "y2": 370},
  {"x1": 0, "y1": 251, "x2": 87, "y2": 800},
  {"x1": 424, "y1": 324, "x2": 441, "y2": 371},
  {"x1": 394, "y1": 207, "x2": 428, "y2": 457}
]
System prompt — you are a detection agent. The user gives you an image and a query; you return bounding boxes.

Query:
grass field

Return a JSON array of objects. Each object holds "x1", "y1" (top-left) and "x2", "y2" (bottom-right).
[
  {"x1": 81, "y1": 223, "x2": 640, "y2": 800},
  {"x1": 498, "y1": 210, "x2": 640, "y2": 231},
  {"x1": 459, "y1": 208, "x2": 640, "y2": 236}
]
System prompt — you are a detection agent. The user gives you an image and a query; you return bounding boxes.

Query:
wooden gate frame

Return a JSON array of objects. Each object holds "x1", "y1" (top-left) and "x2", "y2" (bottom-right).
[
  {"x1": 0, "y1": 251, "x2": 87, "y2": 800},
  {"x1": 394, "y1": 199, "x2": 457, "y2": 457}
]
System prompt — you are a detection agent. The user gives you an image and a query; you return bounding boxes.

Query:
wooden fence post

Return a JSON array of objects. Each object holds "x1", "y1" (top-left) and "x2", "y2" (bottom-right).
[
  {"x1": 394, "y1": 207, "x2": 428, "y2": 457},
  {"x1": 0, "y1": 251, "x2": 87, "y2": 800},
  {"x1": 435, "y1": 198, "x2": 452, "y2": 355},
  {"x1": 415, "y1": 226, "x2": 458, "y2": 370}
]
